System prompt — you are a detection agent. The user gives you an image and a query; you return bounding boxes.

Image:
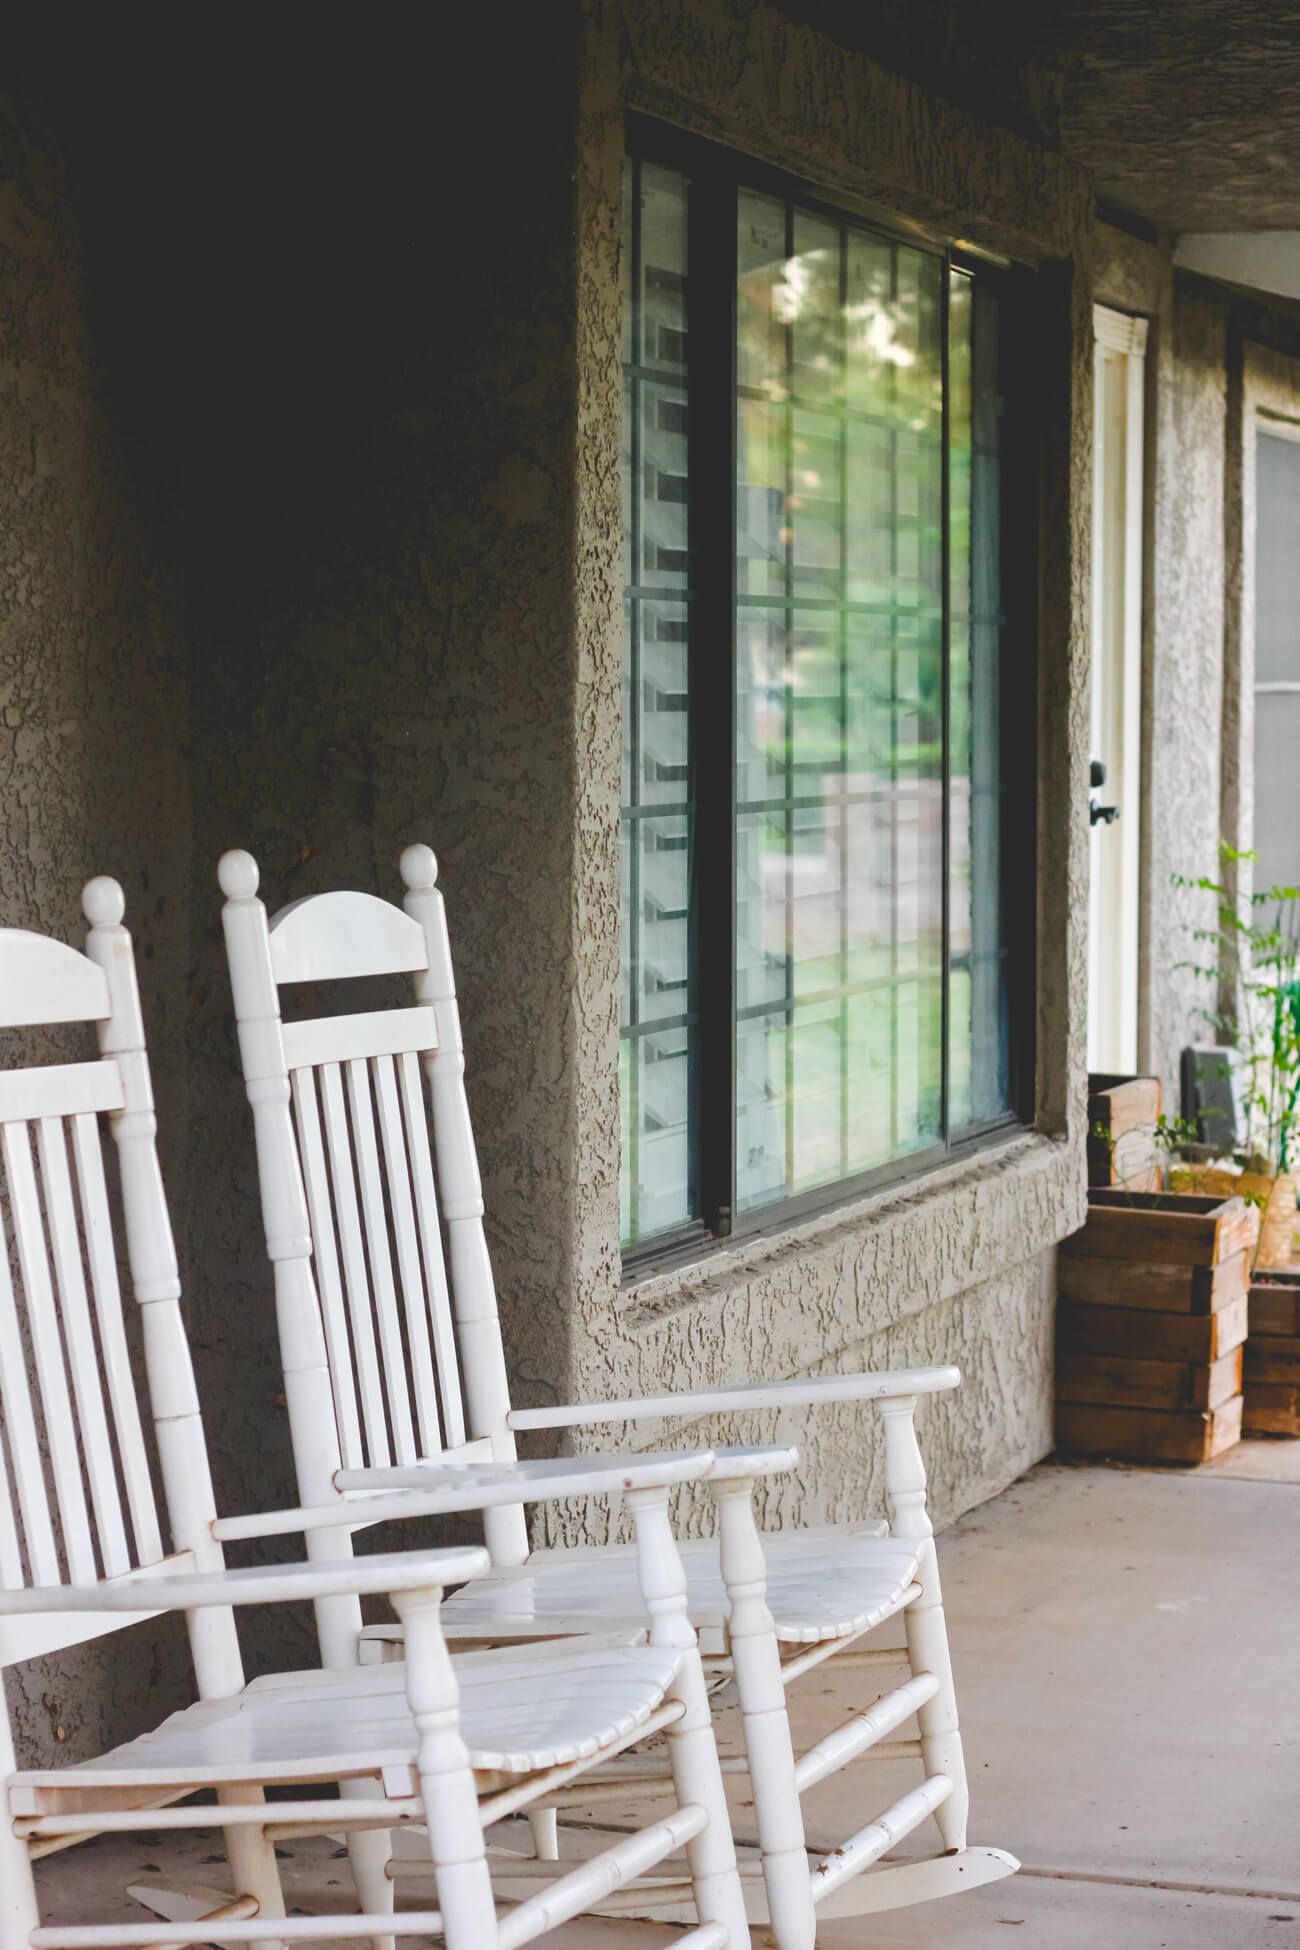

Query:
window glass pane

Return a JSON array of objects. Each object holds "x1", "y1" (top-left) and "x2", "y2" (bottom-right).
[
  {"x1": 736, "y1": 198, "x2": 945, "y2": 1212},
  {"x1": 948, "y1": 268, "x2": 1010, "y2": 1133},
  {"x1": 621, "y1": 159, "x2": 697, "y2": 1248},
  {"x1": 622, "y1": 138, "x2": 1018, "y2": 1258}
]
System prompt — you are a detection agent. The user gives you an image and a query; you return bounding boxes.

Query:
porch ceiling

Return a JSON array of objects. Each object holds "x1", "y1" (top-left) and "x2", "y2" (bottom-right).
[
  {"x1": 1046, "y1": 0, "x2": 1300, "y2": 233},
  {"x1": 794, "y1": 0, "x2": 1300, "y2": 234}
]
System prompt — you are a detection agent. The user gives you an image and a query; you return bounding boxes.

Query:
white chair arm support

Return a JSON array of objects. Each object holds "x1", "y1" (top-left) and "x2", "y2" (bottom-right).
[
  {"x1": 0, "y1": 1546, "x2": 492, "y2": 1615},
  {"x1": 508, "y1": 1366, "x2": 962, "y2": 1432},
  {"x1": 212, "y1": 1446, "x2": 777, "y2": 1544}
]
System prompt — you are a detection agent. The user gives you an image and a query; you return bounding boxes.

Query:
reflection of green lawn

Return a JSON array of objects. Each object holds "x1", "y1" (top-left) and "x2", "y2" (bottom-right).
[
  {"x1": 621, "y1": 943, "x2": 977, "y2": 1238},
  {"x1": 739, "y1": 934, "x2": 974, "y2": 1202}
]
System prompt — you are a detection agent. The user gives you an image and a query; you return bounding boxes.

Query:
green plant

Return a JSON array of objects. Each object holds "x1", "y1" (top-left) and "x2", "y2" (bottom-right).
[
  {"x1": 1087, "y1": 1111, "x2": 1201, "y2": 1196},
  {"x1": 1174, "y1": 841, "x2": 1300, "y2": 1173}
]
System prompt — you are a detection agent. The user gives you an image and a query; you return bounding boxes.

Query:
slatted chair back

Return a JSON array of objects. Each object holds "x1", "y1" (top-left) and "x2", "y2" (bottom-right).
[
  {"x1": 0, "y1": 884, "x2": 232, "y2": 1677},
  {"x1": 219, "y1": 849, "x2": 528, "y2": 1566}
]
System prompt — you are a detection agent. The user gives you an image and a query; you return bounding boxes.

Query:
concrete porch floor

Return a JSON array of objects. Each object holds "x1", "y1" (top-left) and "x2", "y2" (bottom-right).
[{"x1": 34, "y1": 1445, "x2": 1300, "y2": 1946}]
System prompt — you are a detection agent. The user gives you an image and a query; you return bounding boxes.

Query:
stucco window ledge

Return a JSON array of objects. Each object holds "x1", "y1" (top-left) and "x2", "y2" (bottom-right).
[{"x1": 618, "y1": 1130, "x2": 1084, "y2": 1366}]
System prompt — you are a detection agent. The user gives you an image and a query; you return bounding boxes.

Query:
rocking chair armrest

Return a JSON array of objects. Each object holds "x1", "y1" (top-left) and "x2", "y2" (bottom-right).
[
  {"x1": 507, "y1": 1365, "x2": 962, "y2": 1432},
  {"x1": 0, "y1": 1546, "x2": 492, "y2": 1615},
  {"x1": 211, "y1": 1446, "x2": 754, "y2": 1545}
]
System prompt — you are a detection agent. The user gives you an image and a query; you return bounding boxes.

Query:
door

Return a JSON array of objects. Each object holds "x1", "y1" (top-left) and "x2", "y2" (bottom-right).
[
  {"x1": 1088, "y1": 306, "x2": 1147, "y2": 1075},
  {"x1": 1253, "y1": 424, "x2": 1300, "y2": 901}
]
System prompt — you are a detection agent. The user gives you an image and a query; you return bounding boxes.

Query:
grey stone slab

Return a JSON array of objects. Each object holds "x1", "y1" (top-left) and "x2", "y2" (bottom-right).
[
  {"x1": 1204, "y1": 1434, "x2": 1300, "y2": 1484},
  {"x1": 893, "y1": 1462, "x2": 1300, "y2": 1892},
  {"x1": 815, "y1": 1873, "x2": 1300, "y2": 1948}
]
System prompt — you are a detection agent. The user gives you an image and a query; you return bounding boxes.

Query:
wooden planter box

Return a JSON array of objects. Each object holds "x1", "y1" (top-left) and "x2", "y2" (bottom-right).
[
  {"x1": 1244, "y1": 1267, "x2": 1300, "y2": 1435},
  {"x1": 1087, "y1": 1073, "x2": 1162, "y2": 1193},
  {"x1": 1056, "y1": 1190, "x2": 1257, "y2": 1464}
]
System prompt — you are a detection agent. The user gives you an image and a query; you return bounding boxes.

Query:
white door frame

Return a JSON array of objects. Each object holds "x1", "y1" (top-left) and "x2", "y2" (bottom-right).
[{"x1": 1088, "y1": 305, "x2": 1148, "y2": 1076}]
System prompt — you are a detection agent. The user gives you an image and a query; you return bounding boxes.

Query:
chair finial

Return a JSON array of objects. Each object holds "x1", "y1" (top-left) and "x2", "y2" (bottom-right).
[
  {"x1": 218, "y1": 850, "x2": 260, "y2": 900},
  {"x1": 82, "y1": 877, "x2": 126, "y2": 928},
  {"x1": 400, "y1": 844, "x2": 439, "y2": 892}
]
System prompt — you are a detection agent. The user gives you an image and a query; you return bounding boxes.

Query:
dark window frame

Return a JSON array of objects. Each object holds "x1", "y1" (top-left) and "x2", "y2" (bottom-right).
[{"x1": 621, "y1": 114, "x2": 1039, "y2": 1278}]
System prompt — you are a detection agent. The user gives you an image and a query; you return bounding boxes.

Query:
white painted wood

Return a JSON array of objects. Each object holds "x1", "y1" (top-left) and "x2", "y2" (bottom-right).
[
  {"x1": 1088, "y1": 302, "x2": 1147, "y2": 1075},
  {"x1": 0, "y1": 1145, "x2": 62, "y2": 1585},
  {"x1": 3, "y1": 888, "x2": 753, "y2": 1950},
  {"x1": 794, "y1": 1671, "x2": 939, "y2": 1791},
  {"x1": 319, "y1": 1059, "x2": 392, "y2": 1467},
  {"x1": 4, "y1": 1121, "x2": 97, "y2": 1586},
  {"x1": 268, "y1": 891, "x2": 428, "y2": 985},
  {"x1": 811, "y1": 1774, "x2": 953, "y2": 1900},
  {"x1": 0, "y1": 1547, "x2": 491, "y2": 1617},
  {"x1": 396, "y1": 1047, "x2": 466, "y2": 1449},
  {"x1": 0, "y1": 1062, "x2": 122, "y2": 1124},
  {"x1": 373, "y1": 1055, "x2": 444, "y2": 1458},
  {"x1": 0, "y1": 932, "x2": 110, "y2": 1030},
  {"x1": 510, "y1": 1366, "x2": 962, "y2": 1428},
  {"x1": 280, "y1": 1006, "x2": 438, "y2": 1072},
  {"x1": 219, "y1": 845, "x2": 1010, "y2": 1945},
  {"x1": 346, "y1": 1058, "x2": 418, "y2": 1465},
  {"x1": 289, "y1": 1065, "x2": 365, "y2": 1471},
  {"x1": 35, "y1": 1117, "x2": 130, "y2": 1579},
  {"x1": 0, "y1": 1555, "x2": 195, "y2": 1669},
  {"x1": 69, "y1": 1112, "x2": 164, "y2": 1569},
  {"x1": 399, "y1": 848, "x2": 526, "y2": 1566},
  {"x1": 215, "y1": 1449, "x2": 727, "y2": 1542}
]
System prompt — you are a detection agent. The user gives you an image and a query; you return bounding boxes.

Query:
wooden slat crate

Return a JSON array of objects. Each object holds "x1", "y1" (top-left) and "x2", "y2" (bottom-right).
[
  {"x1": 1055, "y1": 1190, "x2": 1256, "y2": 1463},
  {"x1": 1087, "y1": 1073, "x2": 1162, "y2": 1193},
  {"x1": 1244, "y1": 1267, "x2": 1300, "y2": 1435}
]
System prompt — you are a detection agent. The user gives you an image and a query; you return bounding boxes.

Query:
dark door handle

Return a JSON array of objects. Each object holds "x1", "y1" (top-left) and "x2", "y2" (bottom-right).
[{"x1": 1090, "y1": 800, "x2": 1120, "y2": 827}]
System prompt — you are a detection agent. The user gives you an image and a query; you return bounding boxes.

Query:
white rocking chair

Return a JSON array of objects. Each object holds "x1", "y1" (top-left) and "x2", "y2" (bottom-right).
[
  {"x1": 219, "y1": 844, "x2": 1020, "y2": 1947},
  {"x1": 0, "y1": 881, "x2": 756, "y2": 1950}
]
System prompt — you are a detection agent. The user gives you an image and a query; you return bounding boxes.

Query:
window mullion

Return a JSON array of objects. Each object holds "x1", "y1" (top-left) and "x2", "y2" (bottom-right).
[
  {"x1": 940, "y1": 260, "x2": 952, "y2": 1150},
  {"x1": 689, "y1": 171, "x2": 739, "y2": 1238}
]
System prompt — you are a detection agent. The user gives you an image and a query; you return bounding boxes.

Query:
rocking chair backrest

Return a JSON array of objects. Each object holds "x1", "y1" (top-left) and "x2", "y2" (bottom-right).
[
  {"x1": 219, "y1": 849, "x2": 527, "y2": 1566},
  {"x1": 0, "y1": 884, "x2": 229, "y2": 1671}
]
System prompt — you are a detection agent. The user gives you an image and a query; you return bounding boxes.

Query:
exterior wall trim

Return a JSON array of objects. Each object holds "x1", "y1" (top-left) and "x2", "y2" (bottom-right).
[
  {"x1": 1222, "y1": 338, "x2": 1300, "y2": 918},
  {"x1": 619, "y1": 1130, "x2": 1079, "y2": 1378}
]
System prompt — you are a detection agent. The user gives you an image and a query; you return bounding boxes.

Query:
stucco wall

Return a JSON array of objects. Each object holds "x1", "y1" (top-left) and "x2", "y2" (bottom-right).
[
  {"x1": 0, "y1": 67, "x2": 195, "y2": 1764},
  {"x1": 546, "y1": 0, "x2": 1094, "y2": 1531},
  {"x1": 2, "y1": 2, "x2": 1099, "y2": 1765},
  {"x1": 1142, "y1": 279, "x2": 1229, "y2": 1099},
  {"x1": 1090, "y1": 227, "x2": 1300, "y2": 1115}
]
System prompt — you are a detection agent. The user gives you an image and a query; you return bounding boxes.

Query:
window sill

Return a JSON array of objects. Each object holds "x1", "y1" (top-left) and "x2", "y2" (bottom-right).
[{"x1": 617, "y1": 1126, "x2": 1083, "y2": 1355}]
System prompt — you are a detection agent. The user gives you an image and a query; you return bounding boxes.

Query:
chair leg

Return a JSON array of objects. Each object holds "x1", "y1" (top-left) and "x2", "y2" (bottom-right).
[
  {"x1": 879, "y1": 1394, "x2": 970, "y2": 1854},
  {"x1": 713, "y1": 1478, "x2": 816, "y2": 1950},
  {"x1": 627, "y1": 1483, "x2": 752, "y2": 1950},
  {"x1": 340, "y1": 1781, "x2": 397, "y2": 1950},
  {"x1": 2, "y1": 1725, "x2": 41, "y2": 1950},
  {"x1": 528, "y1": 1807, "x2": 560, "y2": 1859},
  {"x1": 393, "y1": 1586, "x2": 499, "y2": 1950},
  {"x1": 217, "y1": 1787, "x2": 287, "y2": 1950},
  {"x1": 903, "y1": 1537, "x2": 969, "y2": 1851}
]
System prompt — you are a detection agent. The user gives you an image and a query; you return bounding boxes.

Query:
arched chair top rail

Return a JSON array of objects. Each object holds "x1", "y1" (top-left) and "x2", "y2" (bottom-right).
[
  {"x1": 265, "y1": 891, "x2": 429, "y2": 987},
  {"x1": 0, "y1": 930, "x2": 112, "y2": 1030}
]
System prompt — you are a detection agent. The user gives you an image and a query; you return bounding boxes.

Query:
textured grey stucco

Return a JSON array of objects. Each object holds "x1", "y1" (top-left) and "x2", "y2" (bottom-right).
[
  {"x1": 1143, "y1": 280, "x2": 1229, "y2": 1100},
  {"x1": 550, "y1": 1, "x2": 1093, "y2": 1531},
  {"x1": 0, "y1": 75, "x2": 195, "y2": 1765},
  {"x1": 0, "y1": 2, "x2": 1118, "y2": 1765}
]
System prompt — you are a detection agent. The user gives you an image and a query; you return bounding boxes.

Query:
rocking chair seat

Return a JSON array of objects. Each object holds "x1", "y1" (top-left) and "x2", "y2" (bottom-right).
[
  {"x1": 12, "y1": 1636, "x2": 685, "y2": 1793},
  {"x1": 440, "y1": 1526, "x2": 922, "y2": 1645}
]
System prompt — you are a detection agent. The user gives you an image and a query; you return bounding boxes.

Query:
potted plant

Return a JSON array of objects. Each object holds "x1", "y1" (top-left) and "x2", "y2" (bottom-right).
[{"x1": 1170, "y1": 842, "x2": 1300, "y2": 1270}]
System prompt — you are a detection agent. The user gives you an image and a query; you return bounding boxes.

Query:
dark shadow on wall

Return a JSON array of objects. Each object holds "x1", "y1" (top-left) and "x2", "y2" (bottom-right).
[{"x1": 1, "y1": 6, "x2": 586, "y2": 1707}]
